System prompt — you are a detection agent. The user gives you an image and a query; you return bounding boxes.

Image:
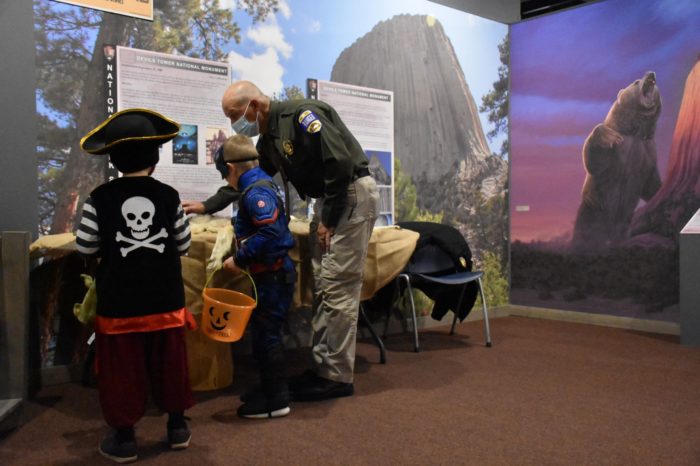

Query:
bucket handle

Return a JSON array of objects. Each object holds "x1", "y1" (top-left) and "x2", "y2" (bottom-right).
[{"x1": 204, "y1": 265, "x2": 258, "y2": 306}]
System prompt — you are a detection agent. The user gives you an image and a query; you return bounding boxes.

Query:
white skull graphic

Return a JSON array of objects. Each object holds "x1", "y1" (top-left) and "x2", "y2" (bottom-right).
[{"x1": 121, "y1": 196, "x2": 155, "y2": 240}]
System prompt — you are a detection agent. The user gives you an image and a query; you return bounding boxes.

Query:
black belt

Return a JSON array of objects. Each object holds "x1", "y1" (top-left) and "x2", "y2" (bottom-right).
[
  {"x1": 253, "y1": 268, "x2": 296, "y2": 284},
  {"x1": 354, "y1": 167, "x2": 370, "y2": 180}
]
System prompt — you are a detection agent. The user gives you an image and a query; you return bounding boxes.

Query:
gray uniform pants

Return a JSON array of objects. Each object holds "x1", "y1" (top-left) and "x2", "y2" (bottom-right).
[{"x1": 310, "y1": 175, "x2": 379, "y2": 383}]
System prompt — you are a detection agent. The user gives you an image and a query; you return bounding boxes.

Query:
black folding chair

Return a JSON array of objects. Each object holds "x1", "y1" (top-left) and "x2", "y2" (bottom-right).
[{"x1": 386, "y1": 242, "x2": 492, "y2": 352}]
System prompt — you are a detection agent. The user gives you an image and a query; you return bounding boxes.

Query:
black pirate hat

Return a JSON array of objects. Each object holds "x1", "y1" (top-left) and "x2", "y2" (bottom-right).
[
  {"x1": 80, "y1": 108, "x2": 180, "y2": 173},
  {"x1": 81, "y1": 108, "x2": 179, "y2": 155}
]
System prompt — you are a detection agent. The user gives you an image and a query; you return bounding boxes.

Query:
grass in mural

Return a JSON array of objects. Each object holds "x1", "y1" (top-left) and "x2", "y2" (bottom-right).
[
  {"x1": 393, "y1": 158, "x2": 510, "y2": 316},
  {"x1": 479, "y1": 250, "x2": 509, "y2": 308},
  {"x1": 511, "y1": 241, "x2": 678, "y2": 313}
]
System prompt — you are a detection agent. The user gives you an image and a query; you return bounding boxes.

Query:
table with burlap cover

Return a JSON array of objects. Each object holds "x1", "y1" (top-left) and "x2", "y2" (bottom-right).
[{"x1": 29, "y1": 217, "x2": 419, "y2": 391}]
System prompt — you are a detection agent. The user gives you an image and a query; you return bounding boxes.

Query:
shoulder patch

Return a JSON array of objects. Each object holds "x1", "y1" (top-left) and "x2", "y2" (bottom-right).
[
  {"x1": 245, "y1": 190, "x2": 279, "y2": 226},
  {"x1": 298, "y1": 110, "x2": 322, "y2": 134}
]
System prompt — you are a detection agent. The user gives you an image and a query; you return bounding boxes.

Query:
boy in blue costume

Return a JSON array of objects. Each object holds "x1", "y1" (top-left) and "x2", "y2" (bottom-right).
[{"x1": 218, "y1": 134, "x2": 296, "y2": 418}]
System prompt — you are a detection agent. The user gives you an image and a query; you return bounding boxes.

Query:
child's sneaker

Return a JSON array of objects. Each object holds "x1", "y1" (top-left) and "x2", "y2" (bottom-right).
[
  {"x1": 167, "y1": 425, "x2": 191, "y2": 450},
  {"x1": 167, "y1": 413, "x2": 191, "y2": 450},
  {"x1": 99, "y1": 431, "x2": 137, "y2": 463}
]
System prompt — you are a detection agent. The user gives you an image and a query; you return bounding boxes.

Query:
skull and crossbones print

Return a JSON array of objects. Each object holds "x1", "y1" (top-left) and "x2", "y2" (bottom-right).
[{"x1": 115, "y1": 196, "x2": 169, "y2": 257}]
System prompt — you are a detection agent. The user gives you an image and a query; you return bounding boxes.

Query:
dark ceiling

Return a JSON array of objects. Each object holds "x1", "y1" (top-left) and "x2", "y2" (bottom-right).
[
  {"x1": 521, "y1": 0, "x2": 596, "y2": 20},
  {"x1": 428, "y1": 0, "x2": 603, "y2": 24}
]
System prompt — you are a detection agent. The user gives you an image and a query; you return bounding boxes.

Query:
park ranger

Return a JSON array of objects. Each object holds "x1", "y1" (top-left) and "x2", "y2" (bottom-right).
[{"x1": 222, "y1": 80, "x2": 379, "y2": 401}]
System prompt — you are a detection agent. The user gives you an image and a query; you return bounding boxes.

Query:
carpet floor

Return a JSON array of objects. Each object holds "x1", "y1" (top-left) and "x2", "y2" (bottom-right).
[{"x1": 1, "y1": 316, "x2": 699, "y2": 465}]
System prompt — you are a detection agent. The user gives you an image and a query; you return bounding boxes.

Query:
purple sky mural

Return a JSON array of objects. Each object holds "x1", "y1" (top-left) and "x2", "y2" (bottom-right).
[{"x1": 510, "y1": 0, "x2": 700, "y2": 243}]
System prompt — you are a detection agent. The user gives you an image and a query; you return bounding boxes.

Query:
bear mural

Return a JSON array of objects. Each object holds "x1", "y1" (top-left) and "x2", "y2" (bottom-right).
[{"x1": 572, "y1": 71, "x2": 663, "y2": 251}]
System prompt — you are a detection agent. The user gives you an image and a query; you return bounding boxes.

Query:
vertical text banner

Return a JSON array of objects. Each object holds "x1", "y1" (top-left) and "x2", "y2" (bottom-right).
[
  {"x1": 116, "y1": 46, "x2": 231, "y2": 207},
  {"x1": 102, "y1": 43, "x2": 119, "y2": 180},
  {"x1": 52, "y1": 0, "x2": 154, "y2": 21},
  {"x1": 315, "y1": 80, "x2": 395, "y2": 225}
]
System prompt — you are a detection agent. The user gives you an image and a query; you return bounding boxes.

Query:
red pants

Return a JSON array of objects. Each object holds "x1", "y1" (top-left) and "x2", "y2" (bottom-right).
[{"x1": 96, "y1": 326, "x2": 195, "y2": 428}]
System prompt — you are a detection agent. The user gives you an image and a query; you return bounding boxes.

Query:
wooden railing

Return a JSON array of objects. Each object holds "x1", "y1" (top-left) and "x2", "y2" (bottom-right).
[{"x1": 0, "y1": 231, "x2": 30, "y2": 432}]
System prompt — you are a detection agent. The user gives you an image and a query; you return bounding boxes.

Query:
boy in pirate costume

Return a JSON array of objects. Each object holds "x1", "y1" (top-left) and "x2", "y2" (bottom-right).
[
  {"x1": 217, "y1": 135, "x2": 296, "y2": 419},
  {"x1": 76, "y1": 109, "x2": 194, "y2": 463}
]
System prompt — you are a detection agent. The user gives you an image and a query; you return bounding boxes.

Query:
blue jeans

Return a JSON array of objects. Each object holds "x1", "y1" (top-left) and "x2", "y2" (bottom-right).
[{"x1": 250, "y1": 257, "x2": 296, "y2": 361}]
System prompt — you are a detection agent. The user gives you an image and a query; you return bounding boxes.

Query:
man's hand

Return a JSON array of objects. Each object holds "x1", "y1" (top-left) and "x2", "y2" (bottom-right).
[
  {"x1": 182, "y1": 200, "x2": 205, "y2": 215},
  {"x1": 223, "y1": 257, "x2": 242, "y2": 275},
  {"x1": 317, "y1": 222, "x2": 335, "y2": 254}
]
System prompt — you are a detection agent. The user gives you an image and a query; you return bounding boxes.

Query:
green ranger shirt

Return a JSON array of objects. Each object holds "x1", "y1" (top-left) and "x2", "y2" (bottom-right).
[
  {"x1": 257, "y1": 99, "x2": 369, "y2": 229},
  {"x1": 202, "y1": 185, "x2": 240, "y2": 214}
]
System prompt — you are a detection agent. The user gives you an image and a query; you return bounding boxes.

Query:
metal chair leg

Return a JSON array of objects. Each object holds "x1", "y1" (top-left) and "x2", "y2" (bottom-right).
[
  {"x1": 477, "y1": 277, "x2": 492, "y2": 347},
  {"x1": 384, "y1": 278, "x2": 401, "y2": 339},
  {"x1": 382, "y1": 300, "x2": 391, "y2": 340},
  {"x1": 400, "y1": 275, "x2": 420, "y2": 353},
  {"x1": 450, "y1": 283, "x2": 468, "y2": 335},
  {"x1": 450, "y1": 279, "x2": 492, "y2": 347},
  {"x1": 359, "y1": 303, "x2": 386, "y2": 364}
]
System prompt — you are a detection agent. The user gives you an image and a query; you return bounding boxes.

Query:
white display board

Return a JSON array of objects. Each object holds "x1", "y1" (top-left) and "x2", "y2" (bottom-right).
[
  {"x1": 115, "y1": 45, "x2": 231, "y2": 210},
  {"x1": 311, "y1": 79, "x2": 395, "y2": 225}
]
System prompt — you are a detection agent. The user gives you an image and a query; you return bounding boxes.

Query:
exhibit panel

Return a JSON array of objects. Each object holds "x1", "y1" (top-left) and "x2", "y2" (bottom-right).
[
  {"x1": 313, "y1": 79, "x2": 395, "y2": 225},
  {"x1": 114, "y1": 46, "x2": 232, "y2": 204},
  {"x1": 510, "y1": 0, "x2": 700, "y2": 322}
]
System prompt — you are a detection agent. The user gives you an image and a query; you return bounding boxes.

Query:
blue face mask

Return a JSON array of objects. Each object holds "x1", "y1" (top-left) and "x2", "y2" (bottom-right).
[{"x1": 231, "y1": 100, "x2": 259, "y2": 137}]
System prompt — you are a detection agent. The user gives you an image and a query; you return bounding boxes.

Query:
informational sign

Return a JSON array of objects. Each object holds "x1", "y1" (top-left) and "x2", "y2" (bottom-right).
[
  {"x1": 115, "y1": 46, "x2": 231, "y2": 211},
  {"x1": 53, "y1": 0, "x2": 153, "y2": 21},
  {"x1": 309, "y1": 79, "x2": 395, "y2": 225}
]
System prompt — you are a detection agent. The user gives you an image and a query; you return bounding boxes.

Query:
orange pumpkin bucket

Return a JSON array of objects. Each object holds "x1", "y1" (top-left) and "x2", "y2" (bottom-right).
[{"x1": 201, "y1": 272, "x2": 257, "y2": 343}]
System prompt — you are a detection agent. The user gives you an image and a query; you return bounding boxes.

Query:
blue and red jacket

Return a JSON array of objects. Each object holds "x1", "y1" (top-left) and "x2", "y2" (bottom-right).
[{"x1": 233, "y1": 167, "x2": 294, "y2": 274}]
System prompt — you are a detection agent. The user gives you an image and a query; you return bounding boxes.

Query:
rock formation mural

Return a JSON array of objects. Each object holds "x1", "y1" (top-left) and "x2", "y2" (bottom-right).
[
  {"x1": 572, "y1": 72, "x2": 662, "y2": 251},
  {"x1": 330, "y1": 14, "x2": 507, "y2": 255},
  {"x1": 628, "y1": 58, "x2": 700, "y2": 247}
]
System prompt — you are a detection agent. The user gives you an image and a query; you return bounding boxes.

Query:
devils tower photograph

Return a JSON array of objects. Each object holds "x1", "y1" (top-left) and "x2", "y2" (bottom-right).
[{"x1": 331, "y1": 14, "x2": 508, "y2": 261}]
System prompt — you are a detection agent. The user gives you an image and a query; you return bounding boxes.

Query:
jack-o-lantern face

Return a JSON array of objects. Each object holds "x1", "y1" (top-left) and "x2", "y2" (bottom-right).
[{"x1": 209, "y1": 306, "x2": 230, "y2": 331}]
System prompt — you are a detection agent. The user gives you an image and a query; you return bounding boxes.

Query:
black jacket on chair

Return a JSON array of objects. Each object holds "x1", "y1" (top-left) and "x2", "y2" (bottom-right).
[
  {"x1": 364, "y1": 222, "x2": 479, "y2": 323},
  {"x1": 398, "y1": 222, "x2": 479, "y2": 322}
]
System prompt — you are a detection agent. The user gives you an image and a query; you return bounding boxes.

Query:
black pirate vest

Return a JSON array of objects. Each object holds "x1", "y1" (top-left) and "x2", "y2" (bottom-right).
[{"x1": 89, "y1": 176, "x2": 185, "y2": 318}]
